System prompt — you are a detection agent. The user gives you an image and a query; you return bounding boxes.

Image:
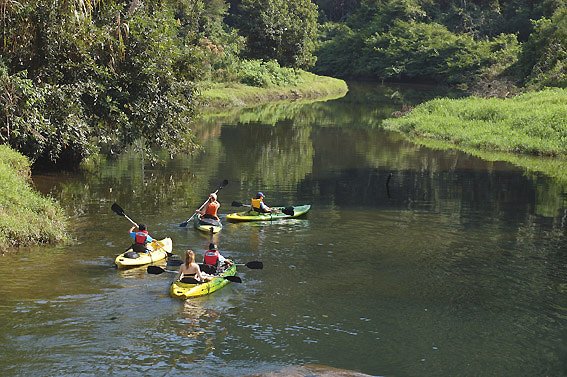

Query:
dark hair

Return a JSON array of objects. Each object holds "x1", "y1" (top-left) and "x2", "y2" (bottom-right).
[
  {"x1": 209, "y1": 243, "x2": 217, "y2": 250},
  {"x1": 138, "y1": 224, "x2": 146, "y2": 231}
]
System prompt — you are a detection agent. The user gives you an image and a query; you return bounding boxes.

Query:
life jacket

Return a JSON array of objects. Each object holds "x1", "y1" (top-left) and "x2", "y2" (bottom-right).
[
  {"x1": 251, "y1": 198, "x2": 264, "y2": 212},
  {"x1": 205, "y1": 201, "x2": 219, "y2": 217},
  {"x1": 134, "y1": 230, "x2": 149, "y2": 245},
  {"x1": 204, "y1": 249, "x2": 220, "y2": 266}
]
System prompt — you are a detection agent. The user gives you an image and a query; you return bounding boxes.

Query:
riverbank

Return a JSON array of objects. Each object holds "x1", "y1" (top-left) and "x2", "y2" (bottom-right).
[
  {"x1": 0, "y1": 146, "x2": 68, "y2": 250},
  {"x1": 383, "y1": 88, "x2": 567, "y2": 184},
  {"x1": 199, "y1": 71, "x2": 348, "y2": 110},
  {"x1": 383, "y1": 88, "x2": 567, "y2": 157}
]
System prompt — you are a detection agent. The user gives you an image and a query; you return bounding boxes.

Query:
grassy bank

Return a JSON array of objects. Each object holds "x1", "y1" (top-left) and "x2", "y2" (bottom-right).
[
  {"x1": 199, "y1": 71, "x2": 348, "y2": 109},
  {"x1": 383, "y1": 88, "x2": 567, "y2": 157},
  {"x1": 0, "y1": 146, "x2": 68, "y2": 250}
]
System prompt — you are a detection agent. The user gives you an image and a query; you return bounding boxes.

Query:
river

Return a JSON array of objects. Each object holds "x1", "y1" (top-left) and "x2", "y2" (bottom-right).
[{"x1": 0, "y1": 83, "x2": 565, "y2": 377}]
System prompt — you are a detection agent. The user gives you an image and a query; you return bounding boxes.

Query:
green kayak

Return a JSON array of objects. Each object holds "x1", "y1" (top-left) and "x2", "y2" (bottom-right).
[{"x1": 226, "y1": 204, "x2": 311, "y2": 222}]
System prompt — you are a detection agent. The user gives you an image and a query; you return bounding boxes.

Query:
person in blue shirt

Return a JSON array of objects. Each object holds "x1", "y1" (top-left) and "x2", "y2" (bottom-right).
[{"x1": 128, "y1": 224, "x2": 154, "y2": 253}]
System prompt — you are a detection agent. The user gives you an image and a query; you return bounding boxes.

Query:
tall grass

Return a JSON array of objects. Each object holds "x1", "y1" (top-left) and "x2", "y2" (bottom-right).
[
  {"x1": 0, "y1": 146, "x2": 68, "y2": 250},
  {"x1": 384, "y1": 88, "x2": 567, "y2": 156}
]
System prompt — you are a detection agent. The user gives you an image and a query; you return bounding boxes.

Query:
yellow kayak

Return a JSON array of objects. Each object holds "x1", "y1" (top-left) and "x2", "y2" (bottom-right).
[
  {"x1": 169, "y1": 263, "x2": 237, "y2": 299},
  {"x1": 115, "y1": 238, "x2": 172, "y2": 269}
]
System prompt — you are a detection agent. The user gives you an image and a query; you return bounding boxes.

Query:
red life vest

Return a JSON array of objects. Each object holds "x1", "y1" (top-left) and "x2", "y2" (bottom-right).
[
  {"x1": 204, "y1": 249, "x2": 220, "y2": 266},
  {"x1": 205, "y1": 201, "x2": 219, "y2": 217},
  {"x1": 135, "y1": 230, "x2": 149, "y2": 245}
]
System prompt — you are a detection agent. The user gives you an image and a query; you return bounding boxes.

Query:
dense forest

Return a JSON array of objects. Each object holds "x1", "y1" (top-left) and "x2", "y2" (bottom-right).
[
  {"x1": 315, "y1": 0, "x2": 566, "y2": 89},
  {"x1": 0, "y1": 0, "x2": 565, "y2": 168}
]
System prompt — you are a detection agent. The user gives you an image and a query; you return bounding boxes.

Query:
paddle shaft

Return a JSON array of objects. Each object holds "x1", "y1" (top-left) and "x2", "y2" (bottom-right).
[
  {"x1": 147, "y1": 265, "x2": 242, "y2": 283},
  {"x1": 151, "y1": 260, "x2": 262, "y2": 270},
  {"x1": 124, "y1": 214, "x2": 138, "y2": 227},
  {"x1": 180, "y1": 180, "x2": 228, "y2": 227}
]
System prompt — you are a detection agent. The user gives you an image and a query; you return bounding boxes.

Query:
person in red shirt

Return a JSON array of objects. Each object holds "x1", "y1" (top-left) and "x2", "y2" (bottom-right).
[
  {"x1": 128, "y1": 224, "x2": 154, "y2": 253},
  {"x1": 201, "y1": 241, "x2": 233, "y2": 274}
]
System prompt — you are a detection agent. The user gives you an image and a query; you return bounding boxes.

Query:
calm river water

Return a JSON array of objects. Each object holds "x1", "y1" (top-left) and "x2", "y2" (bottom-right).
[{"x1": 1, "y1": 83, "x2": 566, "y2": 377}]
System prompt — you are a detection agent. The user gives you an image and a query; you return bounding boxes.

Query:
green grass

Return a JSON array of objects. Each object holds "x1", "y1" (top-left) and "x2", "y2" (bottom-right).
[
  {"x1": 384, "y1": 88, "x2": 567, "y2": 157},
  {"x1": 0, "y1": 145, "x2": 68, "y2": 250},
  {"x1": 199, "y1": 71, "x2": 348, "y2": 109}
]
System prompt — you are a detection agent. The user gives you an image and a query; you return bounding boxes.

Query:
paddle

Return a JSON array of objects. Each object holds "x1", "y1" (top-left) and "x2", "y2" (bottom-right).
[
  {"x1": 179, "y1": 179, "x2": 229, "y2": 227},
  {"x1": 231, "y1": 201, "x2": 294, "y2": 216},
  {"x1": 236, "y1": 261, "x2": 263, "y2": 269},
  {"x1": 146, "y1": 265, "x2": 242, "y2": 283},
  {"x1": 111, "y1": 203, "x2": 138, "y2": 227},
  {"x1": 165, "y1": 259, "x2": 263, "y2": 269},
  {"x1": 111, "y1": 203, "x2": 168, "y2": 255}
]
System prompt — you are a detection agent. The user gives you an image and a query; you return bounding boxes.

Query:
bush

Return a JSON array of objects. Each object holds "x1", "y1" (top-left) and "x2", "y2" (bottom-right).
[
  {"x1": 236, "y1": 60, "x2": 303, "y2": 88},
  {"x1": 516, "y1": 8, "x2": 567, "y2": 89}
]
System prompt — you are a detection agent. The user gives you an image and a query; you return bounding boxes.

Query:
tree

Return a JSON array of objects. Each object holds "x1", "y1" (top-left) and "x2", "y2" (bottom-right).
[
  {"x1": 0, "y1": 0, "x2": 202, "y2": 166},
  {"x1": 314, "y1": 0, "x2": 361, "y2": 22},
  {"x1": 516, "y1": 7, "x2": 567, "y2": 89},
  {"x1": 233, "y1": 0, "x2": 318, "y2": 68}
]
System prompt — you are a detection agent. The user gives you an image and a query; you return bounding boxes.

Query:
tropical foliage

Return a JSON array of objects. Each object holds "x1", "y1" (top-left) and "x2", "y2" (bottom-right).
[
  {"x1": 228, "y1": 0, "x2": 319, "y2": 68},
  {"x1": 314, "y1": 0, "x2": 566, "y2": 88},
  {"x1": 0, "y1": 0, "x2": 203, "y2": 166},
  {"x1": 0, "y1": 0, "x2": 565, "y2": 169},
  {"x1": 515, "y1": 7, "x2": 567, "y2": 89}
]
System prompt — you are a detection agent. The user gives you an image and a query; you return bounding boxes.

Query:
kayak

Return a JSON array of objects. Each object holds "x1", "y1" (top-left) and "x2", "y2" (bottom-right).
[
  {"x1": 193, "y1": 215, "x2": 222, "y2": 233},
  {"x1": 115, "y1": 238, "x2": 172, "y2": 269},
  {"x1": 226, "y1": 204, "x2": 311, "y2": 222},
  {"x1": 169, "y1": 263, "x2": 237, "y2": 299}
]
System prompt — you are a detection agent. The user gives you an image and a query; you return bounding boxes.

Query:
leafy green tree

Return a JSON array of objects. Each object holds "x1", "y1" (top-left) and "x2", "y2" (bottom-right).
[
  {"x1": 516, "y1": 7, "x2": 567, "y2": 89},
  {"x1": 0, "y1": 0, "x2": 202, "y2": 166},
  {"x1": 314, "y1": 0, "x2": 361, "y2": 22},
  {"x1": 232, "y1": 0, "x2": 319, "y2": 68},
  {"x1": 420, "y1": 0, "x2": 563, "y2": 39},
  {"x1": 0, "y1": 62, "x2": 53, "y2": 161},
  {"x1": 363, "y1": 21, "x2": 500, "y2": 83}
]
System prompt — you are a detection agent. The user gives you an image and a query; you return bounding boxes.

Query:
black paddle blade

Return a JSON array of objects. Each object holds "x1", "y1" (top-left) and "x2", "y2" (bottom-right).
[
  {"x1": 244, "y1": 261, "x2": 263, "y2": 269},
  {"x1": 111, "y1": 203, "x2": 125, "y2": 216},
  {"x1": 147, "y1": 265, "x2": 165, "y2": 275},
  {"x1": 221, "y1": 179, "x2": 229, "y2": 187},
  {"x1": 282, "y1": 207, "x2": 294, "y2": 216},
  {"x1": 224, "y1": 275, "x2": 242, "y2": 283},
  {"x1": 179, "y1": 220, "x2": 189, "y2": 227},
  {"x1": 231, "y1": 201, "x2": 244, "y2": 207}
]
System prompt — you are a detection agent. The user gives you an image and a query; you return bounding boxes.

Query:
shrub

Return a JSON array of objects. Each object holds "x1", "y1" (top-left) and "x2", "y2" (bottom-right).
[{"x1": 236, "y1": 60, "x2": 303, "y2": 88}]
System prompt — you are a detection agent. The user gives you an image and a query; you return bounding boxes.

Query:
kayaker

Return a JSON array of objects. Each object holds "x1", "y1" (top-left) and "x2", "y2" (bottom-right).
[
  {"x1": 250, "y1": 192, "x2": 276, "y2": 213},
  {"x1": 179, "y1": 249, "x2": 212, "y2": 282},
  {"x1": 202, "y1": 242, "x2": 233, "y2": 274},
  {"x1": 196, "y1": 193, "x2": 220, "y2": 220},
  {"x1": 128, "y1": 224, "x2": 154, "y2": 253}
]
